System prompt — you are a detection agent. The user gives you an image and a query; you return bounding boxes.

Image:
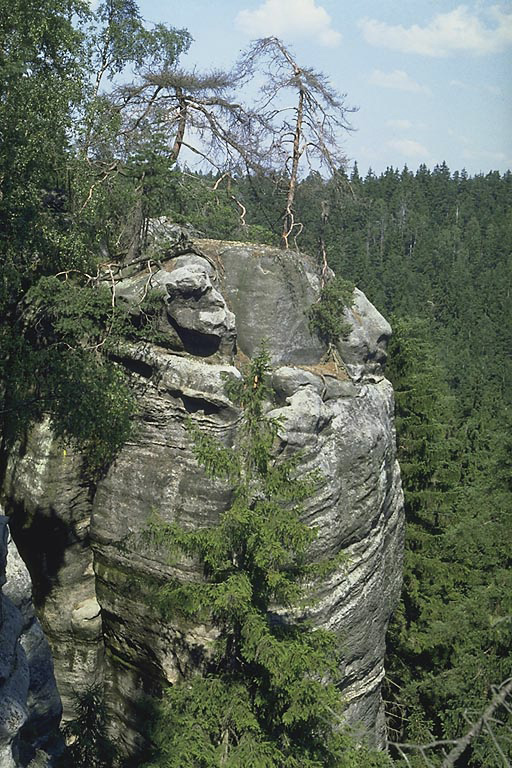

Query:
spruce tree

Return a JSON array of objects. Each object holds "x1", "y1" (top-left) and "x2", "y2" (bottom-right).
[
  {"x1": 59, "y1": 684, "x2": 118, "y2": 768},
  {"x1": 385, "y1": 318, "x2": 512, "y2": 766},
  {"x1": 144, "y1": 347, "x2": 390, "y2": 768}
]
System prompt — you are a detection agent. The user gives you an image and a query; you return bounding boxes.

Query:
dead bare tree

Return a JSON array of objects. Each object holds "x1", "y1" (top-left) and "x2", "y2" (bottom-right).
[
  {"x1": 114, "y1": 67, "x2": 269, "y2": 176},
  {"x1": 81, "y1": 33, "x2": 354, "y2": 259},
  {"x1": 88, "y1": 66, "x2": 270, "y2": 260},
  {"x1": 236, "y1": 37, "x2": 355, "y2": 249},
  {"x1": 80, "y1": 1, "x2": 192, "y2": 159}
]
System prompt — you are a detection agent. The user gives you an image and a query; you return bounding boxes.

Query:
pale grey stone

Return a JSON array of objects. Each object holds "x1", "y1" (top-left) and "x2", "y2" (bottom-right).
[
  {"x1": 145, "y1": 217, "x2": 203, "y2": 246},
  {"x1": 166, "y1": 264, "x2": 211, "y2": 297},
  {"x1": 3, "y1": 424, "x2": 102, "y2": 723},
  {"x1": 0, "y1": 517, "x2": 62, "y2": 765},
  {"x1": 323, "y1": 377, "x2": 360, "y2": 400},
  {"x1": 268, "y1": 388, "x2": 332, "y2": 449},
  {"x1": 337, "y1": 288, "x2": 392, "y2": 382},
  {"x1": 214, "y1": 244, "x2": 325, "y2": 364},
  {"x1": 0, "y1": 516, "x2": 28, "y2": 767},
  {"x1": 115, "y1": 268, "x2": 173, "y2": 304},
  {"x1": 2, "y1": 241, "x2": 404, "y2": 760},
  {"x1": 172, "y1": 254, "x2": 214, "y2": 275},
  {"x1": 70, "y1": 597, "x2": 102, "y2": 637},
  {"x1": 116, "y1": 256, "x2": 236, "y2": 358},
  {"x1": 0, "y1": 516, "x2": 61, "y2": 768},
  {"x1": 272, "y1": 366, "x2": 325, "y2": 399},
  {"x1": 165, "y1": 262, "x2": 236, "y2": 354}
]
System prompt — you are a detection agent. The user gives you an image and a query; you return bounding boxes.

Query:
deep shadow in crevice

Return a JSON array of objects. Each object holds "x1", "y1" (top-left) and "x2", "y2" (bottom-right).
[
  {"x1": 110, "y1": 354, "x2": 155, "y2": 379},
  {"x1": 166, "y1": 314, "x2": 221, "y2": 357},
  {"x1": 7, "y1": 500, "x2": 79, "y2": 606},
  {"x1": 100, "y1": 613, "x2": 213, "y2": 768},
  {"x1": 167, "y1": 389, "x2": 222, "y2": 416}
]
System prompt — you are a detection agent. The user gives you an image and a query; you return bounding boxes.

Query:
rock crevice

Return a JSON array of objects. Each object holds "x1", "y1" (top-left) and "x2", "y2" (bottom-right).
[
  {"x1": 0, "y1": 514, "x2": 62, "y2": 767},
  {"x1": 2, "y1": 240, "x2": 404, "y2": 761}
]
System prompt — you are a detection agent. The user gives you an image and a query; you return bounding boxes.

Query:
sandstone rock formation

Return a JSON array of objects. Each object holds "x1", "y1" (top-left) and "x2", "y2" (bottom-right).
[
  {"x1": 0, "y1": 513, "x2": 61, "y2": 767},
  {"x1": 2, "y1": 240, "x2": 404, "y2": 762},
  {"x1": 3, "y1": 422, "x2": 103, "y2": 726}
]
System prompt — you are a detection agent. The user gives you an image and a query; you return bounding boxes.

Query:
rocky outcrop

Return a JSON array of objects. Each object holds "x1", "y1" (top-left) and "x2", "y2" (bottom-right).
[
  {"x1": 2, "y1": 240, "x2": 404, "y2": 761},
  {"x1": 337, "y1": 288, "x2": 392, "y2": 382},
  {"x1": 0, "y1": 514, "x2": 62, "y2": 767},
  {"x1": 3, "y1": 424, "x2": 103, "y2": 724}
]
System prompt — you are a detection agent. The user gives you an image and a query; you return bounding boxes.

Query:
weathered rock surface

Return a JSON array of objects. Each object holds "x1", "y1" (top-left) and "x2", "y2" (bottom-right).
[
  {"x1": 3, "y1": 423, "x2": 103, "y2": 722},
  {"x1": 0, "y1": 514, "x2": 62, "y2": 767},
  {"x1": 337, "y1": 288, "x2": 392, "y2": 382},
  {"x1": 2, "y1": 240, "x2": 404, "y2": 761}
]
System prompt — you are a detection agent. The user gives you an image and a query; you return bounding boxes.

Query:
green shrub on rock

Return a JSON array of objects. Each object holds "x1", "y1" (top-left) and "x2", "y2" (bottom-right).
[
  {"x1": 143, "y1": 346, "x2": 391, "y2": 767},
  {"x1": 308, "y1": 277, "x2": 354, "y2": 347}
]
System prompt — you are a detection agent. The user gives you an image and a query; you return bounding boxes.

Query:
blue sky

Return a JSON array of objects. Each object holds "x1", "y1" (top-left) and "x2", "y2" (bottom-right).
[{"x1": 137, "y1": 0, "x2": 511, "y2": 176}]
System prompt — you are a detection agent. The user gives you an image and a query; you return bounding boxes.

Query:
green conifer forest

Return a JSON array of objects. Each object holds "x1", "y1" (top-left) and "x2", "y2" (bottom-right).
[
  {"x1": 206, "y1": 163, "x2": 512, "y2": 767},
  {"x1": 0, "y1": 1, "x2": 510, "y2": 766}
]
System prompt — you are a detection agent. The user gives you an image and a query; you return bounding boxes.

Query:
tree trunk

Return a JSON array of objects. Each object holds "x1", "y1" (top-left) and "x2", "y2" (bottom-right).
[
  {"x1": 281, "y1": 87, "x2": 304, "y2": 249},
  {"x1": 169, "y1": 87, "x2": 188, "y2": 165}
]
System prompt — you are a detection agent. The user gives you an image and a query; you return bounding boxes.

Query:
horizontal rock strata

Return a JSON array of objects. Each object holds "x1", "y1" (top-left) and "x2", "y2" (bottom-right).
[{"x1": 3, "y1": 240, "x2": 404, "y2": 760}]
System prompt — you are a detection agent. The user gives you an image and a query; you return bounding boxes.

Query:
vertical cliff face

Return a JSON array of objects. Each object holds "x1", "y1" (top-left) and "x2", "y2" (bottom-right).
[
  {"x1": 0, "y1": 514, "x2": 62, "y2": 767},
  {"x1": 2, "y1": 240, "x2": 404, "y2": 760},
  {"x1": 3, "y1": 424, "x2": 103, "y2": 724}
]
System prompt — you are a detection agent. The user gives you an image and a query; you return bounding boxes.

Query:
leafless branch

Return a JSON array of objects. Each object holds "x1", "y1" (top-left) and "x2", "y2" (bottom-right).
[
  {"x1": 236, "y1": 37, "x2": 355, "y2": 248},
  {"x1": 440, "y1": 678, "x2": 512, "y2": 768},
  {"x1": 388, "y1": 677, "x2": 512, "y2": 768},
  {"x1": 79, "y1": 162, "x2": 119, "y2": 212}
]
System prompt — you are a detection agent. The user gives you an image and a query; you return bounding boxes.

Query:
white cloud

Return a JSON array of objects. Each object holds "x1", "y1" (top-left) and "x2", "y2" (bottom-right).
[
  {"x1": 449, "y1": 79, "x2": 469, "y2": 89},
  {"x1": 450, "y1": 79, "x2": 502, "y2": 96},
  {"x1": 236, "y1": 0, "x2": 341, "y2": 47},
  {"x1": 484, "y1": 84, "x2": 503, "y2": 97},
  {"x1": 388, "y1": 139, "x2": 429, "y2": 159},
  {"x1": 357, "y1": 145, "x2": 380, "y2": 162},
  {"x1": 462, "y1": 147, "x2": 508, "y2": 162},
  {"x1": 359, "y1": 5, "x2": 512, "y2": 57},
  {"x1": 369, "y1": 69, "x2": 430, "y2": 94},
  {"x1": 386, "y1": 119, "x2": 413, "y2": 130},
  {"x1": 448, "y1": 129, "x2": 471, "y2": 144}
]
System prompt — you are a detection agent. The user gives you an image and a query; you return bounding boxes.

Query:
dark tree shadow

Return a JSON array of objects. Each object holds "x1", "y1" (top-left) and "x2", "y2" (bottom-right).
[{"x1": 7, "y1": 501, "x2": 75, "y2": 606}]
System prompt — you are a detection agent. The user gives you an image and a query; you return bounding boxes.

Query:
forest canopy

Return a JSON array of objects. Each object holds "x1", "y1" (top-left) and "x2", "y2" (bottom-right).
[{"x1": 0, "y1": 0, "x2": 510, "y2": 766}]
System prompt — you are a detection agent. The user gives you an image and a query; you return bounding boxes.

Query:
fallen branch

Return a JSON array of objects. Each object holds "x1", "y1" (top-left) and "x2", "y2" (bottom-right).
[{"x1": 389, "y1": 677, "x2": 512, "y2": 768}]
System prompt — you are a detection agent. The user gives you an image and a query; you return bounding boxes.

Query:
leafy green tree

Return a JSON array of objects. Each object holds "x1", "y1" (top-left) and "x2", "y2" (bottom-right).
[
  {"x1": 81, "y1": 0, "x2": 191, "y2": 153},
  {"x1": 384, "y1": 317, "x2": 512, "y2": 767},
  {"x1": 0, "y1": 0, "x2": 87, "y2": 284},
  {"x1": 0, "y1": 0, "x2": 137, "y2": 472},
  {"x1": 384, "y1": 318, "x2": 460, "y2": 738},
  {"x1": 186, "y1": 159, "x2": 512, "y2": 768},
  {"x1": 73, "y1": 1, "x2": 192, "y2": 260},
  {"x1": 144, "y1": 347, "x2": 390, "y2": 767},
  {"x1": 0, "y1": 0, "x2": 90, "y2": 472},
  {"x1": 308, "y1": 276, "x2": 354, "y2": 347},
  {"x1": 0, "y1": 0, "x2": 189, "y2": 476}
]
